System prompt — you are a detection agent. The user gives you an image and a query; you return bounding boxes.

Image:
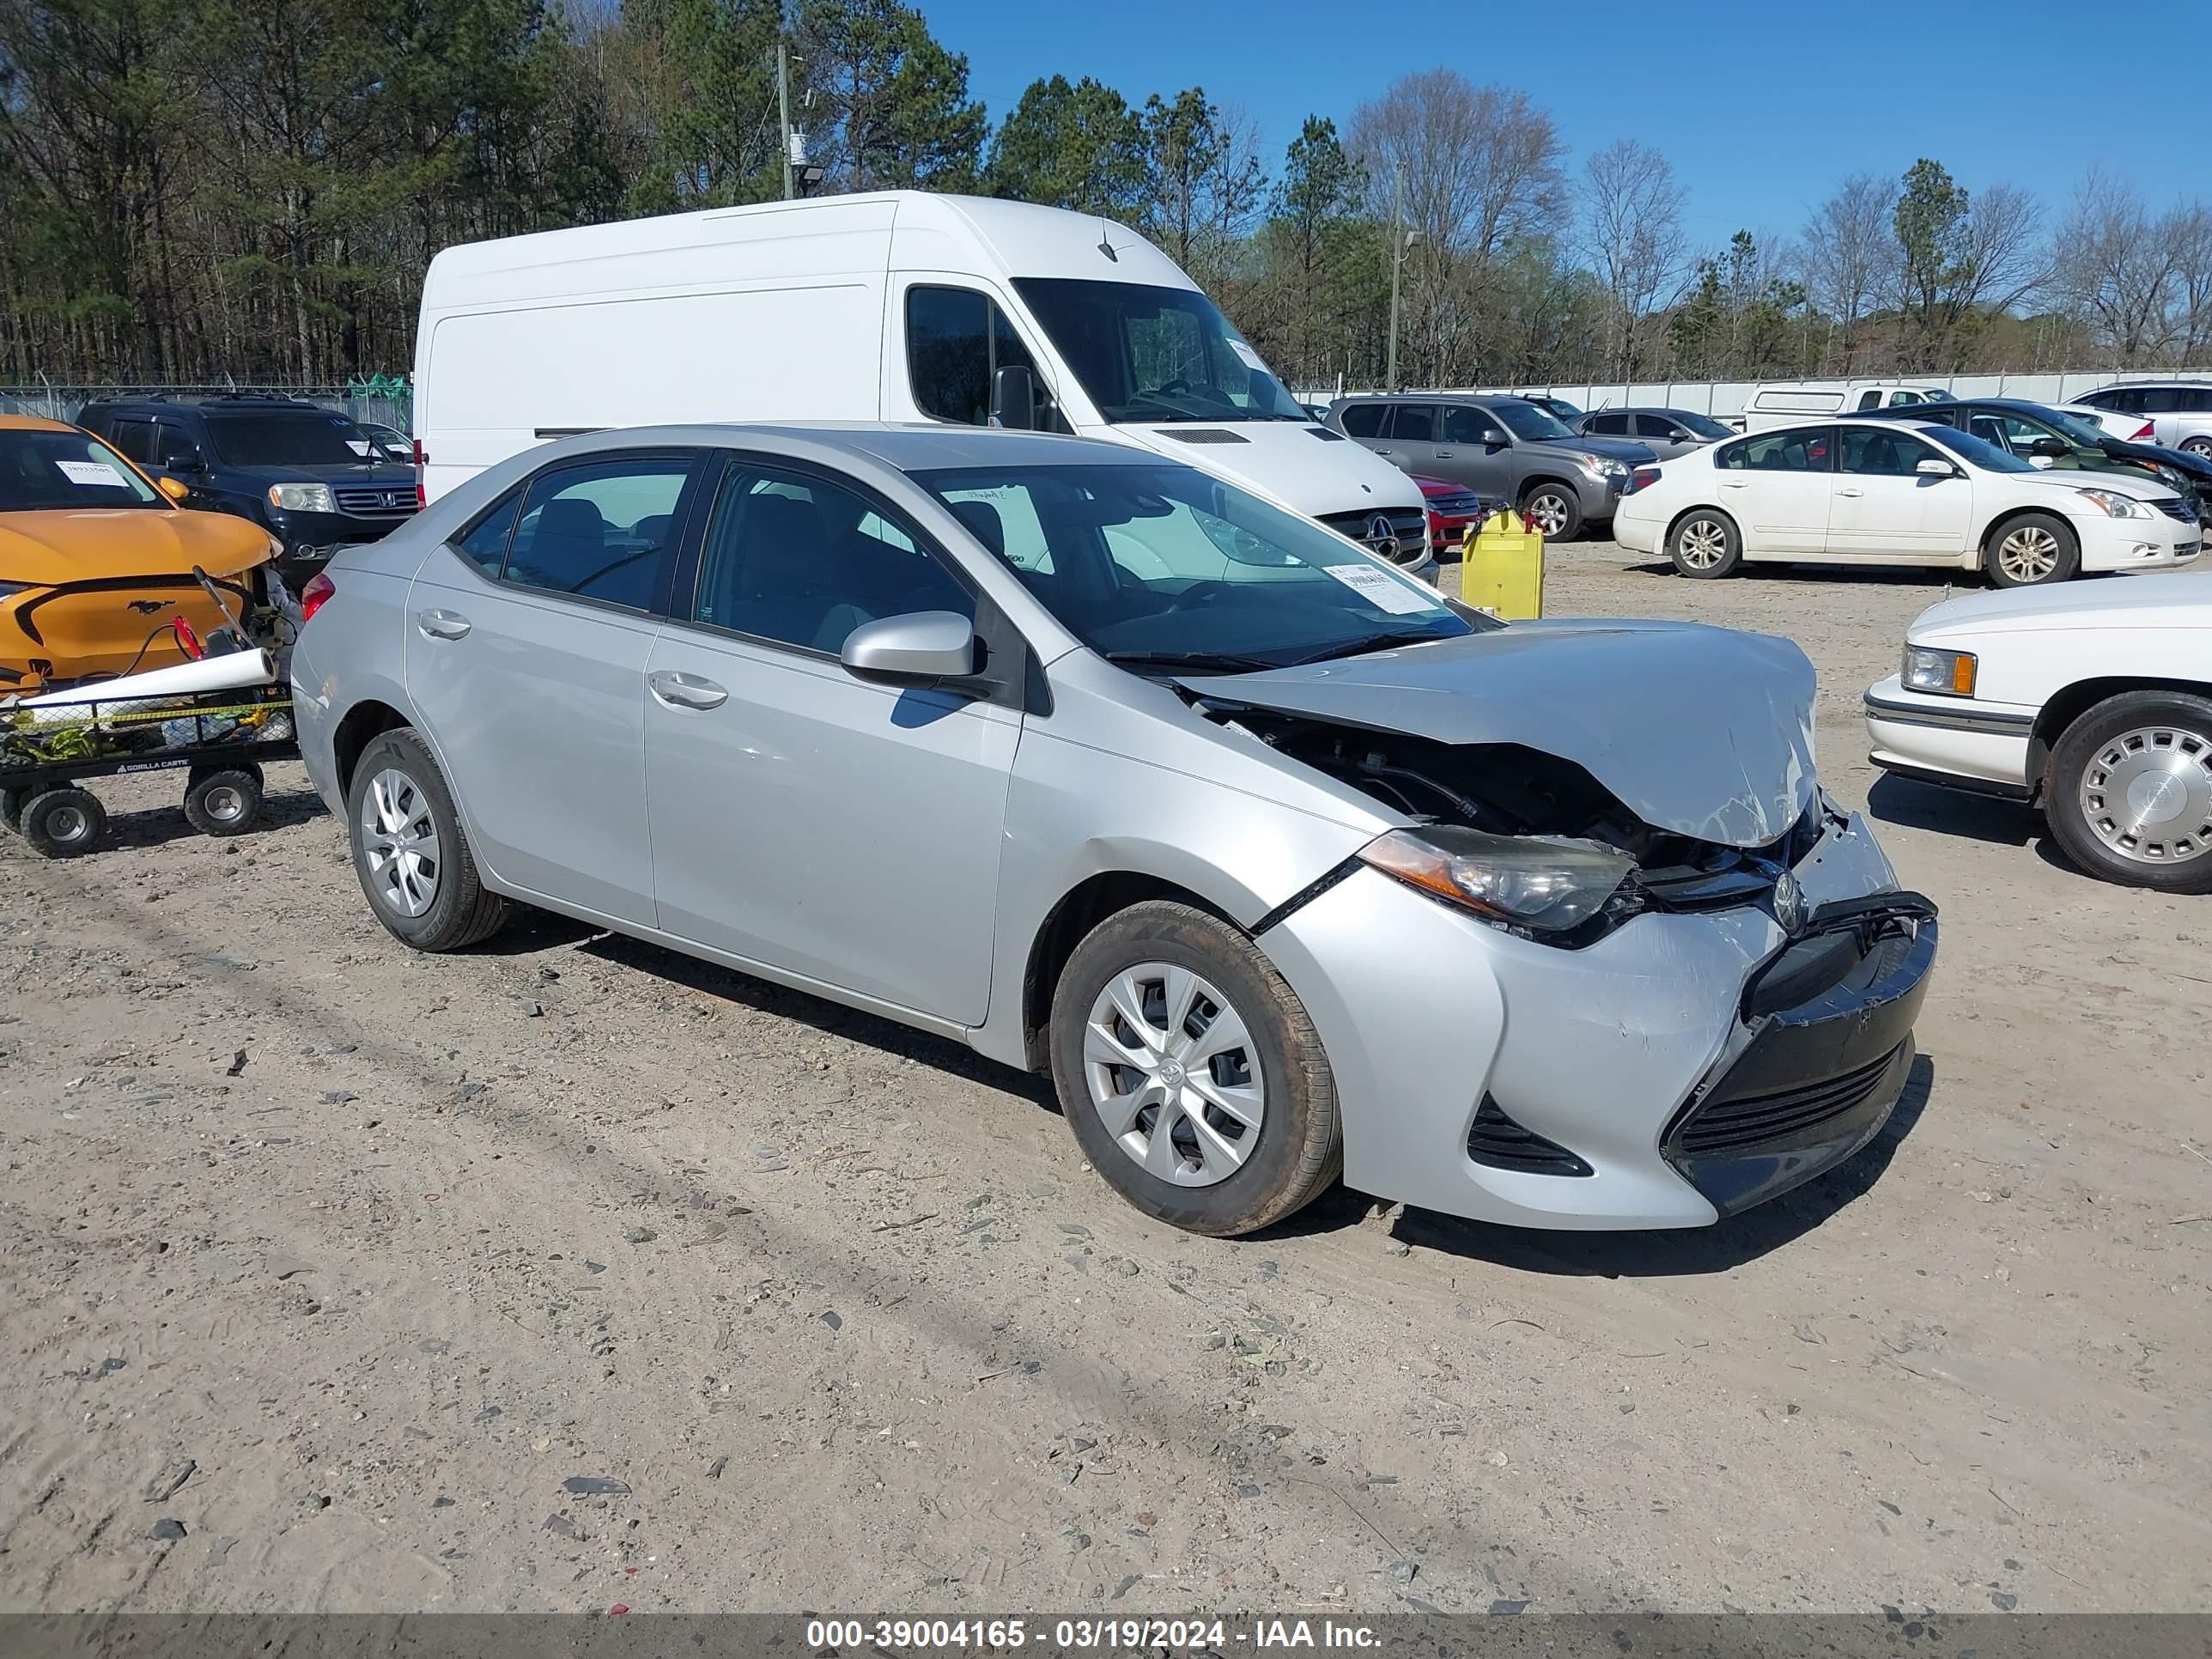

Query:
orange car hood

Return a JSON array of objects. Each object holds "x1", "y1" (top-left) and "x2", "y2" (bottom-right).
[{"x1": 0, "y1": 508, "x2": 274, "y2": 586}]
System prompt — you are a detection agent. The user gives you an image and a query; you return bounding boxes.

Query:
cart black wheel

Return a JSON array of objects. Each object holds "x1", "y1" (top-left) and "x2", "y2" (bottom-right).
[
  {"x1": 22, "y1": 787, "x2": 106, "y2": 858},
  {"x1": 185, "y1": 768, "x2": 264, "y2": 837},
  {"x1": 1, "y1": 785, "x2": 27, "y2": 833}
]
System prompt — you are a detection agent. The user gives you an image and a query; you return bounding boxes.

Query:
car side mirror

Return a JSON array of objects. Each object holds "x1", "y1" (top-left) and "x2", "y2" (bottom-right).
[
  {"x1": 989, "y1": 364, "x2": 1036, "y2": 431},
  {"x1": 840, "y1": 611, "x2": 981, "y2": 690},
  {"x1": 165, "y1": 452, "x2": 205, "y2": 474},
  {"x1": 1916, "y1": 458, "x2": 1958, "y2": 478},
  {"x1": 1480, "y1": 430, "x2": 1508, "y2": 448},
  {"x1": 2030, "y1": 437, "x2": 2069, "y2": 459},
  {"x1": 156, "y1": 475, "x2": 191, "y2": 501}
]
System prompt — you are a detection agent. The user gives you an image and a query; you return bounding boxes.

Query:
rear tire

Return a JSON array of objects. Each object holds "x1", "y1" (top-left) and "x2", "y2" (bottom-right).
[
  {"x1": 1049, "y1": 901, "x2": 1340, "y2": 1237},
  {"x1": 1986, "y1": 512, "x2": 2081, "y2": 587},
  {"x1": 1521, "y1": 482, "x2": 1583, "y2": 542},
  {"x1": 346, "y1": 727, "x2": 507, "y2": 951},
  {"x1": 2181, "y1": 437, "x2": 2212, "y2": 459},
  {"x1": 1668, "y1": 509, "x2": 1742, "y2": 578},
  {"x1": 0, "y1": 785, "x2": 27, "y2": 833},
  {"x1": 184, "y1": 767, "x2": 263, "y2": 837},
  {"x1": 21, "y1": 787, "x2": 106, "y2": 858},
  {"x1": 2044, "y1": 690, "x2": 2212, "y2": 893}
]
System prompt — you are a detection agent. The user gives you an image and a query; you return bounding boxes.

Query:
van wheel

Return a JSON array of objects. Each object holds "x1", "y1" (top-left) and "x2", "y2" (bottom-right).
[
  {"x1": 1049, "y1": 901, "x2": 1340, "y2": 1237},
  {"x1": 347, "y1": 728, "x2": 507, "y2": 951},
  {"x1": 1669, "y1": 510, "x2": 1741, "y2": 578},
  {"x1": 21, "y1": 787, "x2": 106, "y2": 858},
  {"x1": 1521, "y1": 482, "x2": 1582, "y2": 541},
  {"x1": 2045, "y1": 690, "x2": 2212, "y2": 893},
  {"x1": 1987, "y1": 513, "x2": 2080, "y2": 586}
]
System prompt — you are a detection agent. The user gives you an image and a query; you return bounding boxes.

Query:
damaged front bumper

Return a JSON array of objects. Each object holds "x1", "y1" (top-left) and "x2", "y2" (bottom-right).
[{"x1": 1257, "y1": 809, "x2": 1934, "y2": 1230}]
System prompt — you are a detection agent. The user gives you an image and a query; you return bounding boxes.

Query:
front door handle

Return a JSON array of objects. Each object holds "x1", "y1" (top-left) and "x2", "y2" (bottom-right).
[
  {"x1": 1837, "y1": 487, "x2": 1865, "y2": 498},
  {"x1": 416, "y1": 608, "x2": 471, "y2": 641},
  {"x1": 1435, "y1": 448, "x2": 1455, "y2": 458},
  {"x1": 647, "y1": 669, "x2": 728, "y2": 711}
]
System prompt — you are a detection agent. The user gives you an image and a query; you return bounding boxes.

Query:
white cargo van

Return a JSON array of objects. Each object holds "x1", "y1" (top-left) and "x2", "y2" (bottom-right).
[
  {"x1": 1740, "y1": 380, "x2": 1954, "y2": 433},
  {"x1": 410, "y1": 191, "x2": 1431, "y2": 569}
]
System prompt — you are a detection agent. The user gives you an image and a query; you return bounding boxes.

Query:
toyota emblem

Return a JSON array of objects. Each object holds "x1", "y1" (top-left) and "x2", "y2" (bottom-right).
[
  {"x1": 1364, "y1": 513, "x2": 1400, "y2": 560},
  {"x1": 1772, "y1": 871, "x2": 1808, "y2": 935}
]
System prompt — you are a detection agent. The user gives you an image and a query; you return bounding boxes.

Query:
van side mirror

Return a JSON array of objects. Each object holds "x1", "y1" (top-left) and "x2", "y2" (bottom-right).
[
  {"x1": 1916, "y1": 458, "x2": 1958, "y2": 478},
  {"x1": 989, "y1": 365, "x2": 1036, "y2": 431},
  {"x1": 840, "y1": 611, "x2": 981, "y2": 690}
]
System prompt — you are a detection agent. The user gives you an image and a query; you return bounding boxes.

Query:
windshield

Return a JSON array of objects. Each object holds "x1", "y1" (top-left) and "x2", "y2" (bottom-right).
[
  {"x1": 1677, "y1": 411, "x2": 1735, "y2": 440},
  {"x1": 1011, "y1": 278, "x2": 1309, "y2": 425},
  {"x1": 2037, "y1": 407, "x2": 2116, "y2": 450},
  {"x1": 0, "y1": 428, "x2": 163, "y2": 511},
  {"x1": 1924, "y1": 426, "x2": 2036, "y2": 474},
  {"x1": 205, "y1": 410, "x2": 377, "y2": 466},
  {"x1": 1537, "y1": 397, "x2": 1584, "y2": 423},
  {"x1": 1492, "y1": 401, "x2": 1576, "y2": 441},
  {"x1": 915, "y1": 461, "x2": 1485, "y2": 670}
]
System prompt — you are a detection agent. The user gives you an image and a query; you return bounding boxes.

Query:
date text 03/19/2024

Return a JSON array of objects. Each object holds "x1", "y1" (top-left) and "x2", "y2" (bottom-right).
[{"x1": 804, "y1": 1620, "x2": 1382, "y2": 1650}]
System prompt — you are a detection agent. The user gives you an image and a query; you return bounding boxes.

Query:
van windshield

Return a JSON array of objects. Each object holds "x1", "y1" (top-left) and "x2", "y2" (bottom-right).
[{"x1": 1012, "y1": 278, "x2": 1310, "y2": 425}]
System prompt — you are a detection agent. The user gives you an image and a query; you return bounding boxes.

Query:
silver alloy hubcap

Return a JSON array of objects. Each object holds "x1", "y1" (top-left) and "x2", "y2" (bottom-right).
[
  {"x1": 1528, "y1": 493, "x2": 1569, "y2": 536},
  {"x1": 203, "y1": 785, "x2": 246, "y2": 823},
  {"x1": 1998, "y1": 526, "x2": 2061, "y2": 582},
  {"x1": 2078, "y1": 725, "x2": 2212, "y2": 866},
  {"x1": 1084, "y1": 963, "x2": 1266, "y2": 1187},
  {"x1": 46, "y1": 804, "x2": 88, "y2": 842},
  {"x1": 1677, "y1": 517, "x2": 1729, "y2": 569},
  {"x1": 2185, "y1": 439, "x2": 2212, "y2": 457},
  {"x1": 361, "y1": 767, "x2": 441, "y2": 916}
]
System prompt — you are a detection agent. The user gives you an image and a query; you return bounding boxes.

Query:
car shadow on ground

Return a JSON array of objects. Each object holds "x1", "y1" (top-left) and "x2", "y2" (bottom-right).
[
  {"x1": 1866, "y1": 773, "x2": 2039, "y2": 848},
  {"x1": 1275, "y1": 1054, "x2": 1937, "y2": 1277},
  {"x1": 86, "y1": 781, "x2": 329, "y2": 853},
  {"x1": 1615, "y1": 559, "x2": 1970, "y2": 589}
]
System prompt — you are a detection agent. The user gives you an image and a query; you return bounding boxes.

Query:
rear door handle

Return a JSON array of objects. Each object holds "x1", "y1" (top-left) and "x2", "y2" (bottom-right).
[
  {"x1": 647, "y1": 669, "x2": 728, "y2": 711},
  {"x1": 416, "y1": 608, "x2": 471, "y2": 640},
  {"x1": 1837, "y1": 487, "x2": 1864, "y2": 497},
  {"x1": 1720, "y1": 480, "x2": 1749, "y2": 490}
]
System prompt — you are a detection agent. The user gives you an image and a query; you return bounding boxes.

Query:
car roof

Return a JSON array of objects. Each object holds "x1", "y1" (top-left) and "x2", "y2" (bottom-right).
[
  {"x1": 525, "y1": 422, "x2": 1165, "y2": 474},
  {"x1": 0, "y1": 414, "x2": 76, "y2": 433}
]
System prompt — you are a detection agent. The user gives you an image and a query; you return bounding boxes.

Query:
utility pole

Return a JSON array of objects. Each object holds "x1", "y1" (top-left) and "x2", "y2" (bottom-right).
[
  {"x1": 1386, "y1": 170, "x2": 1405, "y2": 392},
  {"x1": 776, "y1": 40, "x2": 795, "y2": 201}
]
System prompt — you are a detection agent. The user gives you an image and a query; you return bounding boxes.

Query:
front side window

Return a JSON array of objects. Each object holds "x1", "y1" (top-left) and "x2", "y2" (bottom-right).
[
  {"x1": 1339, "y1": 404, "x2": 1386, "y2": 438},
  {"x1": 915, "y1": 460, "x2": 1486, "y2": 672},
  {"x1": 907, "y1": 286, "x2": 1039, "y2": 427},
  {"x1": 1889, "y1": 390, "x2": 1926, "y2": 407},
  {"x1": 1923, "y1": 426, "x2": 2036, "y2": 474},
  {"x1": 1839, "y1": 427, "x2": 1940, "y2": 476},
  {"x1": 106, "y1": 418, "x2": 155, "y2": 463},
  {"x1": 692, "y1": 465, "x2": 971, "y2": 655},
  {"x1": 1489, "y1": 400, "x2": 1573, "y2": 441},
  {"x1": 0, "y1": 428, "x2": 164, "y2": 511},
  {"x1": 1012, "y1": 277, "x2": 1307, "y2": 425},
  {"x1": 204, "y1": 410, "x2": 374, "y2": 466},
  {"x1": 1442, "y1": 405, "x2": 1502, "y2": 445},
  {"x1": 505, "y1": 455, "x2": 690, "y2": 609},
  {"x1": 155, "y1": 422, "x2": 204, "y2": 467},
  {"x1": 1717, "y1": 428, "x2": 1834, "y2": 472}
]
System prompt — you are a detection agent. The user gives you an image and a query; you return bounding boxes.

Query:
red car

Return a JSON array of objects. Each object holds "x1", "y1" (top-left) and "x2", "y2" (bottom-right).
[{"x1": 1413, "y1": 475, "x2": 1498, "y2": 560}]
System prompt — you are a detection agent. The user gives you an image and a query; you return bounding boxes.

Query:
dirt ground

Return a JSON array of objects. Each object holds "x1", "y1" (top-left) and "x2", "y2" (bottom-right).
[{"x1": 3, "y1": 544, "x2": 2206, "y2": 1618}]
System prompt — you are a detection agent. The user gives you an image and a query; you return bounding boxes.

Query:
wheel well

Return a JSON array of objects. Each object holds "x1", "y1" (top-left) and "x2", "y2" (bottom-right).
[
  {"x1": 333, "y1": 700, "x2": 410, "y2": 798},
  {"x1": 1518, "y1": 474, "x2": 1576, "y2": 502},
  {"x1": 2029, "y1": 676, "x2": 2212, "y2": 796},
  {"x1": 1665, "y1": 503, "x2": 1733, "y2": 544},
  {"x1": 1019, "y1": 872, "x2": 1232, "y2": 1073},
  {"x1": 1978, "y1": 507, "x2": 2074, "y2": 566}
]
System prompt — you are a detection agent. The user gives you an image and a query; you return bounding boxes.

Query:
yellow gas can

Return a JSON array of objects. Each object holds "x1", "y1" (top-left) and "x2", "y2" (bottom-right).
[{"x1": 1460, "y1": 509, "x2": 1545, "y2": 619}]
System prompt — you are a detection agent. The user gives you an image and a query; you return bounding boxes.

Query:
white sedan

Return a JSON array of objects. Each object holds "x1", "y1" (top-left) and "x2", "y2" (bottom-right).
[
  {"x1": 1864, "y1": 572, "x2": 2212, "y2": 891},
  {"x1": 1613, "y1": 416, "x2": 2200, "y2": 587}
]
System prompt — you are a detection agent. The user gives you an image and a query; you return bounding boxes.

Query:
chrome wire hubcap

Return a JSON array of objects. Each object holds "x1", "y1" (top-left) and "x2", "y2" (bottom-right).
[
  {"x1": 1678, "y1": 518, "x2": 1728, "y2": 569},
  {"x1": 1084, "y1": 963, "x2": 1265, "y2": 1187},
  {"x1": 1528, "y1": 493, "x2": 1569, "y2": 536},
  {"x1": 360, "y1": 767, "x2": 441, "y2": 916},
  {"x1": 1999, "y1": 526, "x2": 2060, "y2": 582},
  {"x1": 2080, "y1": 726, "x2": 2212, "y2": 866}
]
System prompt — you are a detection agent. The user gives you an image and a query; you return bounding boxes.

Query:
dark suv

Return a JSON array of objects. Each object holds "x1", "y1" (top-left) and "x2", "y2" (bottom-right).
[{"x1": 76, "y1": 395, "x2": 417, "y2": 592}]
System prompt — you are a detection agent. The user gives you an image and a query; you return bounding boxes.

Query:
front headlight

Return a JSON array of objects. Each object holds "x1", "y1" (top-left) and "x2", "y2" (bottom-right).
[
  {"x1": 2075, "y1": 487, "x2": 2148, "y2": 519},
  {"x1": 267, "y1": 483, "x2": 336, "y2": 514},
  {"x1": 1358, "y1": 825, "x2": 1635, "y2": 934},
  {"x1": 1901, "y1": 644, "x2": 1978, "y2": 696},
  {"x1": 1580, "y1": 456, "x2": 1626, "y2": 478}
]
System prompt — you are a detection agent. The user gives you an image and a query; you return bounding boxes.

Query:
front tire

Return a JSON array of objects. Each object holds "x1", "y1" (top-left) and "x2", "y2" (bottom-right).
[
  {"x1": 1668, "y1": 509, "x2": 1741, "y2": 578},
  {"x1": 2045, "y1": 690, "x2": 2212, "y2": 892},
  {"x1": 1521, "y1": 482, "x2": 1583, "y2": 542},
  {"x1": 21, "y1": 787, "x2": 106, "y2": 858},
  {"x1": 346, "y1": 727, "x2": 507, "y2": 951},
  {"x1": 1049, "y1": 901, "x2": 1340, "y2": 1237},
  {"x1": 1987, "y1": 512, "x2": 2081, "y2": 587}
]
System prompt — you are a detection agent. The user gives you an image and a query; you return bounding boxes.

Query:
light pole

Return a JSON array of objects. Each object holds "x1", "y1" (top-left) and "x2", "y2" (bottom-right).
[
  {"x1": 776, "y1": 40, "x2": 795, "y2": 200},
  {"x1": 1384, "y1": 173, "x2": 1421, "y2": 392}
]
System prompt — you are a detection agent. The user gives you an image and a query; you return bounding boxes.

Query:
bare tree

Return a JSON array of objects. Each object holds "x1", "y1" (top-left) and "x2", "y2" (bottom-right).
[
  {"x1": 1579, "y1": 138, "x2": 1684, "y2": 380},
  {"x1": 2049, "y1": 171, "x2": 2185, "y2": 365},
  {"x1": 1801, "y1": 173, "x2": 1898, "y2": 373},
  {"x1": 1346, "y1": 70, "x2": 1565, "y2": 384},
  {"x1": 2161, "y1": 203, "x2": 2212, "y2": 363}
]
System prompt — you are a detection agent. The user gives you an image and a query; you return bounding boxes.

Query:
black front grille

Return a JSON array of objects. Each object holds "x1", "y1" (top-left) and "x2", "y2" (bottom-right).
[
  {"x1": 335, "y1": 487, "x2": 417, "y2": 517},
  {"x1": 1672, "y1": 1043, "x2": 1906, "y2": 1156},
  {"x1": 1466, "y1": 1095, "x2": 1592, "y2": 1176},
  {"x1": 1427, "y1": 493, "x2": 1484, "y2": 515},
  {"x1": 1319, "y1": 507, "x2": 1429, "y2": 567},
  {"x1": 2154, "y1": 496, "x2": 2197, "y2": 522}
]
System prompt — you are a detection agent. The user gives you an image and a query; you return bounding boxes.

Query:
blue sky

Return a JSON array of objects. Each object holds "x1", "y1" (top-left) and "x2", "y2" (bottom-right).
[{"x1": 917, "y1": 0, "x2": 2193, "y2": 246}]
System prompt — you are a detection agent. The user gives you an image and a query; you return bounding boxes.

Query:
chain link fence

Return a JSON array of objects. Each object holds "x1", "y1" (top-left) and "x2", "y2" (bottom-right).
[{"x1": 0, "y1": 381, "x2": 414, "y2": 434}]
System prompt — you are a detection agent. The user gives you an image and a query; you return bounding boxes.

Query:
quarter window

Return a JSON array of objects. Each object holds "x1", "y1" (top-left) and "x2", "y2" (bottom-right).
[
  {"x1": 692, "y1": 465, "x2": 971, "y2": 655},
  {"x1": 453, "y1": 488, "x2": 523, "y2": 574},
  {"x1": 907, "y1": 286, "x2": 1040, "y2": 426},
  {"x1": 505, "y1": 455, "x2": 691, "y2": 610}
]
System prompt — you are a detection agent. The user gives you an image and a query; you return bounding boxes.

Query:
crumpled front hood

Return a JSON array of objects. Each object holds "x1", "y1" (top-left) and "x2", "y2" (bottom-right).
[{"x1": 1183, "y1": 619, "x2": 1818, "y2": 848}]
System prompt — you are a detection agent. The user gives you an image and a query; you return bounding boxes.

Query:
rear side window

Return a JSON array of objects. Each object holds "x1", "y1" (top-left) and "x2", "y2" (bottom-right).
[
  {"x1": 453, "y1": 489, "x2": 523, "y2": 574},
  {"x1": 1339, "y1": 404, "x2": 1385, "y2": 438},
  {"x1": 1587, "y1": 411, "x2": 1630, "y2": 435},
  {"x1": 505, "y1": 454, "x2": 693, "y2": 610},
  {"x1": 1393, "y1": 405, "x2": 1436, "y2": 442},
  {"x1": 1717, "y1": 428, "x2": 1834, "y2": 471},
  {"x1": 907, "y1": 286, "x2": 1037, "y2": 426}
]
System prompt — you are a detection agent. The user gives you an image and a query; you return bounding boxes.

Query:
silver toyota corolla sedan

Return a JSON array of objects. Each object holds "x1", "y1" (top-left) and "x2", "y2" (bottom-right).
[{"x1": 292, "y1": 424, "x2": 1936, "y2": 1237}]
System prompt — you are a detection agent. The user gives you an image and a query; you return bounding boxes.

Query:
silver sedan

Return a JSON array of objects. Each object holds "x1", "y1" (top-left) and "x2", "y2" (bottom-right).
[{"x1": 292, "y1": 424, "x2": 1936, "y2": 1237}]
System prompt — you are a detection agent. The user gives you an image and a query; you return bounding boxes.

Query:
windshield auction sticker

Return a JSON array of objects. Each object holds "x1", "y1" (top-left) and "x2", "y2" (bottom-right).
[
  {"x1": 1321, "y1": 562, "x2": 1442, "y2": 616},
  {"x1": 57, "y1": 459, "x2": 128, "y2": 489}
]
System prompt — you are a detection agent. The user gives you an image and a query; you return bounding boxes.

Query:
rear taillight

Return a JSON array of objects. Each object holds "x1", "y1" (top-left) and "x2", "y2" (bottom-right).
[
  {"x1": 301, "y1": 571, "x2": 335, "y2": 623},
  {"x1": 2132, "y1": 422, "x2": 2155, "y2": 441},
  {"x1": 412, "y1": 438, "x2": 428, "y2": 508},
  {"x1": 1631, "y1": 465, "x2": 1662, "y2": 493}
]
